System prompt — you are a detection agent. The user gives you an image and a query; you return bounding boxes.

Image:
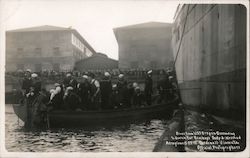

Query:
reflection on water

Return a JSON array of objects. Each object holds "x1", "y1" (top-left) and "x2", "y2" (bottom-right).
[{"x1": 5, "y1": 104, "x2": 168, "y2": 152}]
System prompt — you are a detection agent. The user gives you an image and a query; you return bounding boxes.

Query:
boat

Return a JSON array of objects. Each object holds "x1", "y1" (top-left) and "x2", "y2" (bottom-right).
[
  {"x1": 13, "y1": 97, "x2": 179, "y2": 128},
  {"x1": 172, "y1": 4, "x2": 246, "y2": 119}
]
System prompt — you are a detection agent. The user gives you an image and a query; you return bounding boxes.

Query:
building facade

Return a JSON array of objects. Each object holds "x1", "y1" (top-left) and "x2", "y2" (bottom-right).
[
  {"x1": 113, "y1": 22, "x2": 173, "y2": 69},
  {"x1": 74, "y1": 53, "x2": 118, "y2": 71},
  {"x1": 6, "y1": 25, "x2": 96, "y2": 72}
]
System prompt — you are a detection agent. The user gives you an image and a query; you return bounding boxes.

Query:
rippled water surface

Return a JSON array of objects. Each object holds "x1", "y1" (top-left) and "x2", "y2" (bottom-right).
[{"x1": 5, "y1": 104, "x2": 169, "y2": 152}]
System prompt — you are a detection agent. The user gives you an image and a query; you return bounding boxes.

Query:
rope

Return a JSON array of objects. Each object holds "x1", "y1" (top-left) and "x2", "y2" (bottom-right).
[
  {"x1": 173, "y1": 5, "x2": 190, "y2": 67},
  {"x1": 172, "y1": 5, "x2": 190, "y2": 104}
]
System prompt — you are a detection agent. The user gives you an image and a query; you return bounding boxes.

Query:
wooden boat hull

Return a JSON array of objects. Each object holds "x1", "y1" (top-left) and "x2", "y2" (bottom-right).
[
  {"x1": 13, "y1": 99, "x2": 178, "y2": 128},
  {"x1": 48, "y1": 101, "x2": 178, "y2": 128},
  {"x1": 12, "y1": 103, "x2": 27, "y2": 123}
]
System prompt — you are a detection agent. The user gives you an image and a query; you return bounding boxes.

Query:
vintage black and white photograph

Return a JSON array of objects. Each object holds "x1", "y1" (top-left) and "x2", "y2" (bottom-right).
[{"x1": 1, "y1": 0, "x2": 249, "y2": 156}]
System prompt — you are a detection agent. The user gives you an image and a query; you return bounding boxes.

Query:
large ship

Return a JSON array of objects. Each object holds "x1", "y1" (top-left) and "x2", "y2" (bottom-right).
[{"x1": 172, "y1": 4, "x2": 246, "y2": 119}]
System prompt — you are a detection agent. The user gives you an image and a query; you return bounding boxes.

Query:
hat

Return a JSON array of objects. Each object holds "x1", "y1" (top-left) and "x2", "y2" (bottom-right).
[
  {"x1": 50, "y1": 89, "x2": 55, "y2": 94},
  {"x1": 169, "y1": 76, "x2": 173, "y2": 79},
  {"x1": 66, "y1": 86, "x2": 73, "y2": 91},
  {"x1": 31, "y1": 73, "x2": 38, "y2": 78},
  {"x1": 26, "y1": 69, "x2": 31, "y2": 72},
  {"x1": 167, "y1": 69, "x2": 172, "y2": 73},
  {"x1": 135, "y1": 86, "x2": 140, "y2": 91},
  {"x1": 147, "y1": 70, "x2": 152, "y2": 74},
  {"x1": 104, "y1": 72, "x2": 110, "y2": 77},
  {"x1": 132, "y1": 82, "x2": 138, "y2": 88},
  {"x1": 54, "y1": 83, "x2": 60, "y2": 87},
  {"x1": 66, "y1": 73, "x2": 72, "y2": 77},
  {"x1": 118, "y1": 74, "x2": 124, "y2": 78},
  {"x1": 82, "y1": 75, "x2": 88, "y2": 79},
  {"x1": 112, "y1": 84, "x2": 117, "y2": 88}
]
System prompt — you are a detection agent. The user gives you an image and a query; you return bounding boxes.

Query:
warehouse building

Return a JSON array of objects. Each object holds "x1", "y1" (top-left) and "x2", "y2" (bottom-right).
[
  {"x1": 6, "y1": 25, "x2": 96, "y2": 72},
  {"x1": 113, "y1": 22, "x2": 173, "y2": 69},
  {"x1": 74, "y1": 53, "x2": 118, "y2": 71}
]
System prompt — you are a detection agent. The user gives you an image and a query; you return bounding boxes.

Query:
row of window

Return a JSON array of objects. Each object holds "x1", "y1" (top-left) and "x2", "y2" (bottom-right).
[
  {"x1": 16, "y1": 47, "x2": 61, "y2": 57},
  {"x1": 71, "y1": 34, "x2": 87, "y2": 53}
]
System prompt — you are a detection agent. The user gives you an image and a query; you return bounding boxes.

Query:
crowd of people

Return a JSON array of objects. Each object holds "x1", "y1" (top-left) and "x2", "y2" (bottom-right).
[
  {"x1": 19, "y1": 68, "x2": 177, "y2": 127},
  {"x1": 21, "y1": 69, "x2": 177, "y2": 110}
]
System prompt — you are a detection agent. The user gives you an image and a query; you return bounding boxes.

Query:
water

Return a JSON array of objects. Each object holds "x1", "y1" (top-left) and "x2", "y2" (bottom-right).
[{"x1": 5, "y1": 104, "x2": 169, "y2": 152}]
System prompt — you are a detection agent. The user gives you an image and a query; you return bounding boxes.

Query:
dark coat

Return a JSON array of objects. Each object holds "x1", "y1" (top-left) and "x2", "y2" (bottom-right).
[
  {"x1": 63, "y1": 92, "x2": 81, "y2": 110},
  {"x1": 22, "y1": 77, "x2": 32, "y2": 94},
  {"x1": 144, "y1": 76, "x2": 153, "y2": 94}
]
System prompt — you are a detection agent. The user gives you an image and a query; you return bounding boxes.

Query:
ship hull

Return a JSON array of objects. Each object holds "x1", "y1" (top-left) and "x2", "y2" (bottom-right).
[{"x1": 172, "y1": 4, "x2": 246, "y2": 117}]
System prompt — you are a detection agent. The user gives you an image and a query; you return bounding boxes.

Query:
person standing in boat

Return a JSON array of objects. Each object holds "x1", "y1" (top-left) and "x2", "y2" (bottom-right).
[
  {"x1": 48, "y1": 83, "x2": 64, "y2": 110},
  {"x1": 168, "y1": 76, "x2": 177, "y2": 100},
  {"x1": 132, "y1": 86, "x2": 144, "y2": 107},
  {"x1": 100, "y1": 72, "x2": 112, "y2": 109},
  {"x1": 24, "y1": 73, "x2": 41, "y2": 128},
  {"x1": 21, "y1": 69, "x2": 32, "y2": 96},
  {"x1": 88, "y1": 73, "x2": 101, "y2": 110},
  {"x1": 144, "y1": 70, "x2": 153, "y2": 106},
  {"x1": 77, "y1": 75, "x2": 91, "y2": 110},
  {"x1": 110, "y1": 84, "x2": 119, "y2": 109},
  {"x1": 63, "y1": 73, "x2": 78, "y2": 91},
  {"x1": 117, "y1": 74, "x2": 128, "y2": 108},
  {"x1": 30, "y1": 73, "x2": 42, "y2": 96},
  {"x1": 63, "y1": 86, "x2": 81, "y2": 111}
]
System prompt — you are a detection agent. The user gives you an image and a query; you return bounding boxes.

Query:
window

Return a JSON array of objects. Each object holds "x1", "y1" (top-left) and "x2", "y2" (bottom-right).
[{"x1": 53, "y1": 47, "x2": 60, "y2": 56}]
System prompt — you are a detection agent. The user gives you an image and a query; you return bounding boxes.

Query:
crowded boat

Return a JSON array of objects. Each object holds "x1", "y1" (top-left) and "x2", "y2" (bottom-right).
[{"x1": 14, "y1": 68, "x2": 178, "y2": 128}]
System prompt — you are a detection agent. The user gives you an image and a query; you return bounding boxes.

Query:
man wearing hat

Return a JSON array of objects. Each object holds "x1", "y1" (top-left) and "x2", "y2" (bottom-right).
[
  {"x1": 48, "y1": 83, "x2": 64, "y2": 110},
  {"x1": 132, "y1": 86, "x2": 144, "y2": 107},
  {"x1": 100, "y1": 72, "x2": 112, "y2": 109},
  {"x1": 117, "y1": 73, "x2": 128, "y2": 108},
  {"x1": 144, "y1": 70, "x2": 153, "y2": 105},
  {"x1": 77, "y1": 75, "x2": 91, "y2": 110},
  {"x1": 63, "y1": 73, "x2": 78, "y2": 91},
  {"x1": 21, "y1": 69, "x2": 32, "y2": 95},
  {"x1": 88, "y1": 73, "x2": 101, "y2": 110},
  {"x1": 63, "y1": 86, "x2": 81, "y2": 110},
  {"x1": 30, "y1": 73, "x2": 41, "y2": 96}
]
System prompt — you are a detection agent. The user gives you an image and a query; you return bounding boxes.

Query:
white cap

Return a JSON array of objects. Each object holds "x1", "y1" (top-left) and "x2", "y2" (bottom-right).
[
  {"x1": 66, "y1": 86, "x2": 73, "y2": 91},
  {"x1": 66, "y1": 73, "x2": 72, "y2": 77},
  {"x1": 82, "y1": 75, "x2": 88, "y2": 79},
  {"x1": 132, "y1": 82, "x2": 138, "y2": 88},
  {"x1": 54, "y1": 83, "x2": 60, "y2": 87},
  {"x1": 26, "y1": 69, "x2": 31, "y2": 72},
  {"x1": 50, "y1": 89, "x2": 55, "y2": 94},
  {"x1": 135, "y1": 86, "x2": 140, "y2": 90},
  {"x1": 104, "y1": 72, "x2": 110, "y2": 77},
  {"x1": 112, "y1": 84, "x2": 117, "y2": 88},
  {"x1": 118, "y1": 74, "x2": 124, "y2": 78},
  {"x1": 31, "y1": 73, "x2": 38, "y2": 78},
  {"x1": 169, "y1": 76, "x2": 173, "y2": 79},
  {"x1": 147, "y1": 70, "x2": 152, "y2": 74}
]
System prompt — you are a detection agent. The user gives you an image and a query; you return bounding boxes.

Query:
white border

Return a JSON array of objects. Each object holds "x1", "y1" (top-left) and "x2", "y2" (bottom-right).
[{"x1": 0, "y1": 0, "x2": 249, "y2": 158}]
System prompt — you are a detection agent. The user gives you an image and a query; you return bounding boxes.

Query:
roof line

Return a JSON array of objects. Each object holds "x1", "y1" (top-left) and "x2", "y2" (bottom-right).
[{"x1": 113, "y1": 21, "x2": 173, "y2": 30}]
